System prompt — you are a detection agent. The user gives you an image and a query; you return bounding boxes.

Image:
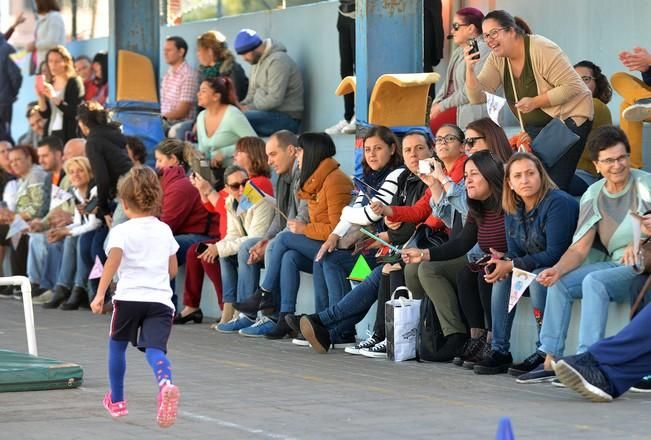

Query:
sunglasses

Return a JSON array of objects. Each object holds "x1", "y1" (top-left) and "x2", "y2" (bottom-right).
[
  {"x1": 227, "y1": 179, "x2": 249, "y2": 190},
  {"x1": 463, "y1": 136, "x2": 485, "y2": 147},
  {"x1": 435, "y1": 134, "x2": 461, "y2": 145},
  {"x1": 451, "y1": 22, "x2": 471, "y2": 31}
]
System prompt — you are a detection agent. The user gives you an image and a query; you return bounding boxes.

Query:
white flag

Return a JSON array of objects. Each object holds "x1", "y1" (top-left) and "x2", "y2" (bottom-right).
[
  {"x1": 485, "y1": 92, "x2": 507, "y2": 126},
  {"x1": 508, "y1": 268, "x2": 538, "y2": 313},
  {"x1": 6, "y1": 215, "x2": 29, "y2": 249},
  {"x1": 50, "y1": 185, "x2": 73, "y2": 211}
]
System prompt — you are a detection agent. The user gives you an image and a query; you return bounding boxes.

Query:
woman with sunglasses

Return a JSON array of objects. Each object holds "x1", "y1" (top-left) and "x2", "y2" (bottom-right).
[
  {"x1": 463, "y1": 117, "x2": 514, "y2": 162},
  {"x1": 177, "y1": 165, "x2": 275, "y2": 325},
  {"x1": 464, "y1": 10, "x2": 593, "y2": 193},
  {"x1": 481, "y1": 152, "x2": 578, "y2": 376},
  {"x1": 429, "y1": 7, "x2": 490, "y2": 134},
  {"x1": 517, "y1": 126, "x2": 651, "y2": 384},
  {"x1": 402, "y1": 151, "x2": 507, "y2": 363}
]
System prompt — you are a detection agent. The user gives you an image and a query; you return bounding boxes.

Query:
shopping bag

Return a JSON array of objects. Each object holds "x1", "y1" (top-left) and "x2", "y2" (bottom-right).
[{"x1": 385, "y1": 287, "x2": 421, "y2": 362}]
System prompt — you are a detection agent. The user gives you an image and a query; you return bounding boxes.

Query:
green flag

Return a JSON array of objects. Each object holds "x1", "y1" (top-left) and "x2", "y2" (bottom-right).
[{"x1": 348, "y1": 255, "x2": 372, "y2": 282}]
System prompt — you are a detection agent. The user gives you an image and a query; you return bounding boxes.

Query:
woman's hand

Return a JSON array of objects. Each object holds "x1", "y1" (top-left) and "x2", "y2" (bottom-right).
[
  {"x1": 370, "y1": 201, "x2": 392, "y2": 217},
  {"x1": 316, "y1": 233, "x2": 339, "y2": 262},
  {"x1": 515, "y1": 97, "x2": 540, "y2": 114},
  {"x1": 463, "y1": 44, "x2": 481, "y2": 68},
  {"x1": 537, "y1": 266, "x2": 561, "y2": 287},
  {"x1": 210, "y1": 152, "x2": 224, "y2": 168},
  {"x1": 384, "y1": 219, "x2": 401, "y2": 230},
  {"x1": 484, "y1": 258, "x2": 513, "y2": 283},
  {"x1": 189, "y1": 172, "x2": 213, "y2": 196},
  {"x1": 287, "y1": 220, "x2": 306, "y2": 235},
  {"x1": 401, "y1": 248, "x2": 428, "y2": 264},
  {"x1": 431, "y1": 159, "x2": 447, "y2": 183},
  {"x1": 42, "y1": 82, "x2": 56, "y2": 99},
  {"x1": 621, "y1": 242, "x2": 638, "y2": 266},
  {"x1": 198, "y1": 243, "x2": 219, "y2": 264}
]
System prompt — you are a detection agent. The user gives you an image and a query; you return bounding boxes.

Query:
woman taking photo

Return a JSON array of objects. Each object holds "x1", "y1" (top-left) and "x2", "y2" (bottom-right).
[
  {"x1": 429, "y1": 7, "x2": 489, "y2": 133},
  {"x1": 465, "y1": 10, "x2": 593, "y2": 192},
  {"x1": 37, "y1": 46, "x2": 84, "y2": 144},
  {"x1": 482, "y1": 152, "x2": 578, "y2": 376}
]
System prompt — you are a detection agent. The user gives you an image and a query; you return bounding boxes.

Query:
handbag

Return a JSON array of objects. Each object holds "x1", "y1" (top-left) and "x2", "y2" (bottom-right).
[
  {"x1": 415, "y1": 295, "x2": 447, "y2": 362},
  {"x1": 405, "y1": 223, "x2": 447, "y2": 249},
  {"x1": 385, "y1": 287, "x2": 421, "y2": 362},
  {"x1": 506, "y1": 59, "x2": 579, "y2": 168}
]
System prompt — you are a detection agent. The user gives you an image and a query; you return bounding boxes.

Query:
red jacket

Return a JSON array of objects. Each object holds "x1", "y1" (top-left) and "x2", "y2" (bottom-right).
[{"x1": 159, "y1": 165, "x2": 220, "y2": 238}]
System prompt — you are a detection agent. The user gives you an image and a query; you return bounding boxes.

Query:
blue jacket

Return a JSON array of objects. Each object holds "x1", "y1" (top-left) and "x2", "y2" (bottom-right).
[
  {"x1": 505, "y1": 189, "x2": 578, "y2": 272},
  {"x1": 0, "y1": 34, "x2": 22, "y2": 116}
]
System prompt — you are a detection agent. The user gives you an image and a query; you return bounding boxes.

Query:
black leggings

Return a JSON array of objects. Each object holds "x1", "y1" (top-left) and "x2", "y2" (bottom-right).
[
  {"x1": 456, "y1": 264, "x2": 492, "y2": 330},
  {"x1": 337, "y1": 13, "x2": 355, "y2": 121},
  {"x1": 373, "y1": 268, "x2": 406, "y2": 339}
]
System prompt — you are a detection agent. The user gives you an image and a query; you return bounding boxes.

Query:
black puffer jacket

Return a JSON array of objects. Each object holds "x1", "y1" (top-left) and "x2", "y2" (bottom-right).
[{"x1": 386, "y1": 171, "x2": 427, "y2": 245}]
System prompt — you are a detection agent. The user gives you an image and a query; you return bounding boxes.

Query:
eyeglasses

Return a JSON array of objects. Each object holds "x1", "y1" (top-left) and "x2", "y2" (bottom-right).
[
  {"x1": 451, "y1": 22, "x2": 471, "y2": 31},
  {"x1": 597, "y1": 154, "x2": 630, "y2": 166},
  {"x1": 463, "y1": 136, "x2": 485, "y2": 147},
  {"x1": 227, "y1": 179, "x2": 249, "y2": 190},
  {"x1": 482, "y1": 26, "x2": 507, "y2": 41},
  {"x1": 435, "y1": 135, "x2": 461, "y2": 145},
  {"x1": 581, "y1": 75, "x2": 595, "y2": 84}
]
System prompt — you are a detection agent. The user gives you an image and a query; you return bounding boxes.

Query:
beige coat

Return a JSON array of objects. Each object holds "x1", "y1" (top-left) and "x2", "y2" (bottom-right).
[
  {"x1": 466, "y1": 34, "x2": 593, "y2": 124},
  {"x1": 215, "y1": 195, "x2": 275, "y2": 257}
]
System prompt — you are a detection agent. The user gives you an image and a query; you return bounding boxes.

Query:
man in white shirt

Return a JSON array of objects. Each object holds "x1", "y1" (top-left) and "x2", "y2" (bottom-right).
[{"x1": 160, "y1": 36, "x2": 198, "y2": 137}]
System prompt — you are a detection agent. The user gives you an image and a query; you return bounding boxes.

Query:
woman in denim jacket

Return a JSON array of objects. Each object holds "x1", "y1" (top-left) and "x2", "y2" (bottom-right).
[{"x1": 483, "y1": 152, "x2": 578, "y2": 376}]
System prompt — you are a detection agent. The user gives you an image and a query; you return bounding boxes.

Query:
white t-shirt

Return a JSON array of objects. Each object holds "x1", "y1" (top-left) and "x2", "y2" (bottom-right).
[{"x1": 106, "y1": 216, "x2": 179, "y2": 310}]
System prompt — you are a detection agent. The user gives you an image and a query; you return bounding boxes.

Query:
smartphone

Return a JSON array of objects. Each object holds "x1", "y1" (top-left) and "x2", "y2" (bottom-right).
[
  {"x1": 467, "y1": 38, "x2": 480, "y2": 60},
  {"x1": 83, "y1": 197, "x2": 98, "y2": 214},
  {"x1": 195, "y1": 242, "x2": 209, "y2": 255},
  {"x1": 418, "y1": 159, "x2": 432, "y2": 175},
  {"x1": 35, "y1": 74, "x2": 46, "y2": 94}
]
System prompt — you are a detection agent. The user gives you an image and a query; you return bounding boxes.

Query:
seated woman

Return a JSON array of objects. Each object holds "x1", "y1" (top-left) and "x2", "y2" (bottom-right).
[
  {"x1": 463, "y1": 117, "x2": 514, "y2": 161},
  {"x1": 465, "y1": 10, "x2": 593, "y2": 191},
  {"x1": 89, "y1": 52, "x2": 108, "y2": 105},
  {"x1": 518, "y1": 126, "x2": 651, "y2": 383},
  {"x1": 401, "y1": 151, "x2": 507, "y2": 365},
  {"x1": 481, "y1": 152, "x2": 578, "y2": 376},
  {"x1": 43, "y1": 157, "x2": 103, "y2": 310},
  {"x1": 307, "y1": 126, "x2": 404, "y2": 341},
  {"x1": 223, "y1": 133, "x2": 353, "y2": 338},
  {"x1": 197, "y1": 30, "x2": 248, "y2": 102},
  {"x1": 196, "y1": 76, "x2": 256, "y2": 175},
  {"x1": 429, "y1": 7, "x2": 489, "y2": 133}
]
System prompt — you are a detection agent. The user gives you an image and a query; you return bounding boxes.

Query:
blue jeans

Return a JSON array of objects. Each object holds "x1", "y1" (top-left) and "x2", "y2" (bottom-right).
[
  {"x1": 260, "y1": 231, "x2": 321, "y2": 313},
  {"x1": 56, "y1": 235, "x2": 79, "y2": 289},
  {"x1": 27, "y1": 233, "x2": 51, "y2": 287},
  {"x1": 219, "y1": 237, "x2": 269, "y2": 305},
  {"x1": 313, "y1": 249, "x2": 357, "y2": 313},
  {"x1": 491, "y1": 267, "x2": 546, "y2": 354},
  {"x1": 244, "y1": 110, "x2": 300, "y2": 137},
  {"x1": 80, "y1": 226, "x2": 108, "y2": 295},
  {"x1": 539, "y1": 262, "x2": 638, "y2": 357},
  {"x1": 219, "y1": 255, "x2": 239, "y2": 304},
  {"x1": 318, "y1": 265, "x2": 382, "y2": 342}
]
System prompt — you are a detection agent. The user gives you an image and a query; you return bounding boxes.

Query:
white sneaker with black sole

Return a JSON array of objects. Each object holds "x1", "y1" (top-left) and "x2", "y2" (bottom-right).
[
  {"x1": 345, "y1": 333, "x2": 381, "y2": 355},
  {"x1": 360, "y1": 339, "x2": 387, "y2": 359}
]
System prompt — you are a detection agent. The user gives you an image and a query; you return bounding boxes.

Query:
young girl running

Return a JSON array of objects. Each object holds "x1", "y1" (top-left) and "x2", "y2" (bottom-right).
[{"x1": 90, "y1": 166, "x2": 181, "y2": 428}]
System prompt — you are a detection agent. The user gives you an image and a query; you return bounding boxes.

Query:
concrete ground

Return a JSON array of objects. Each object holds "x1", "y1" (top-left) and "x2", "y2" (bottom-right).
[{"x1": 1, "y1": 299, "x2": 650, "y2": 440}]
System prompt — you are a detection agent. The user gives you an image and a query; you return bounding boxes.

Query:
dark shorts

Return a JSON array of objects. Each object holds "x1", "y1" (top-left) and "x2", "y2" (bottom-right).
[{"x1": 110, "y1": 300, "x2": 174, "y2": 353}]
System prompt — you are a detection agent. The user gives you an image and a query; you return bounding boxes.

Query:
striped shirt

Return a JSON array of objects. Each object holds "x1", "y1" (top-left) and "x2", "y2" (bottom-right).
[
  {"x1": 474, "y1": 210, "x2": 507, "y2": 254},
  {"x1": 161, "y1": 61, "x2": 198, "y2": 119}
]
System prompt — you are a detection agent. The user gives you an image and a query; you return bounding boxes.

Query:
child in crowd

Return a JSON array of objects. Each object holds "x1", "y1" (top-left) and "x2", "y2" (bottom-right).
[{"x1": 90, "y1": 166, "x2": 181, "y2": 428}]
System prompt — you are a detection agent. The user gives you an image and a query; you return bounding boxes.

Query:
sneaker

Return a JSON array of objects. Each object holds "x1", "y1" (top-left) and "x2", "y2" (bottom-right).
[
  {"x1": 300, "y1": 314, "x2": 331, "y2": 354},
  {"x1": 474, "y1": 350, "x2": 513, "y2": 375},
  {"x1": 360, "y1": 339, "x2": 387, "y2": 359},
  {"x1": 292, "y1": 335, "x2": 310, "y2": 346},
  {"x1": 622, "y1": 98, "x2": 651, "y2": 122},
  {"x1": 332, "y1": 337, "x2": 356, "y2": 349},
  {"x1": 342, "y1": 116, "x2": 357, "y2": 134},
  {"x1": 453, "y1": 336, "x2": 485, "y2": 367},
  {"x1": 103, "y1": 391, "x2": 128, "y2": 418},
  {"x1": 516, "y1": 364, "x2": 556, "y2": 384},
  {"x1": 325, "y1": 118, "x2": 350, "y2": 135},
  {"x1": 629, "y1": 375, "x2": 651, "y2": 393},
  {"x1": 553, "y1": 353, "x2": 614, "y2": 402},
  {"x1": 239, "y1": 316, "x2": 276, "y2": 337},
  {"x1": 508, "y1": 351, "x2": 546, "y2": 376},
  {"x1": 551, "y1": 379, "x2": 566, "y2": 388},
  {"x1": 344, "y1": 332, "x2": 382, "y2": 355},
  {"x1": 462, "y1": 340, "x2": 490, "y2": 369},
  {"x1": 215, "y1": 313, "x2": 255, "y2": 333},
  {"x1": 32, "y1": 289, "x2": 54, "y2": 305},
  {"x1": 264, "y1": 315, "x2": 296, "y2": 340},
  {"x1": 156, "y1": 382, "x2": 180, "y2": 428}
]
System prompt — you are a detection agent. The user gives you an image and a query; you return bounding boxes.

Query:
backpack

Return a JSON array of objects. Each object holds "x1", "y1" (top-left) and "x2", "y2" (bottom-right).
[{"x1": 415, "y1": 295, "x2": 446, "y2": 362}]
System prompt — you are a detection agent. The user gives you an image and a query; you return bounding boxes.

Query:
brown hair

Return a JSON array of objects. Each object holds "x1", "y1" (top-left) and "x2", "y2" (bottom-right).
[
  {"x1": 36, "y1": 0, "x2": 61, "y2": 13},
  {"x1": 117, "y1": 166, "x2": 162, "y2": 216},
  {"x1": 361, "y1": 125, "x2": 403, "y2": 175},
  {"x1": 197, "y1": 31, "x2": 236, "y2": 75},
  {"x1": 465, "y1": 118, "x2": 513, "y2": 163},
  {"x1": 235, "y1": 136, "x2": 270, "y2": 178},
  {"x1": 77, "y1": 101, "x2": 120, "y2": 129},
  {"x1": 45, "y1": 45, "x2": 77, "y2": 78},
  {"x1": 201, "y1": 76, "x2": 238, "y2": 106},
  {"x1": 502, "y1": 152, "x2": 557, "y2": 214}
]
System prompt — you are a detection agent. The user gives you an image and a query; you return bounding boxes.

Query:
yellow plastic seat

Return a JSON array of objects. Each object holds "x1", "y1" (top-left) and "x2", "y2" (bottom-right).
[
  {"x1": 116, "y1": 50, "x2": 158, "y2": 103},
  {"x1": 335, "y1": 75, "x2": 356, "y2": 97},
  {"x1": 368, "y1": 72, "x2": 439, "y2": 126}
]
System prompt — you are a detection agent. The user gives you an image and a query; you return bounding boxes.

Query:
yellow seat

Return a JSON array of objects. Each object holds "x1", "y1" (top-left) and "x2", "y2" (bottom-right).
[
  {"x1": 368, "y1": 73, "x2": 439, "y2": 126},
  {"x1": 335, "y1": 75, "x2": 356, "y2": 97},
  {"x1": 116, "y1": 50, "x2": 158, "y2": 103}
]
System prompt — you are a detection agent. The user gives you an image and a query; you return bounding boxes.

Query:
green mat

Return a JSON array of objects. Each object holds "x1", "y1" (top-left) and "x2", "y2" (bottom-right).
[{"x1": 0, "y1": 349, "x2": 83, "y2": 392}]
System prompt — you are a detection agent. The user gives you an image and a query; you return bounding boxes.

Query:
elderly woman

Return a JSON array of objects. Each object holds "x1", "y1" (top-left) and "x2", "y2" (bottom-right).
[{"x1": 516, "y1": 126, "x2": 651, "y2": 383}]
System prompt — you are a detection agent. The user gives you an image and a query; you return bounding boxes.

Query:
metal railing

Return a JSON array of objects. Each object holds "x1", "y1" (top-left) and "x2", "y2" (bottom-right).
[{"x1": 0, "y1": 276, "x2": 38, "y2": 356}]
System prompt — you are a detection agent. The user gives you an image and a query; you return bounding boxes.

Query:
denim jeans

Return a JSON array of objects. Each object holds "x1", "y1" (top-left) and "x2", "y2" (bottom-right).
[
  {"x1": 219, "y1": 255, "x2": 239, "y2": 304},
  {"x1": 56, "y1": 235, "x2": 79, "y2": 289},
  {"x1": 80, "y1": 226, "x2": 108, "y2": 295},
  {"x1": 244, "y1": 110, "x2": 300, "y2": 137},
  {"x1": 74, "y1": 231, "x2": 96, "y2": 289},
  {"x1": 539, "y1": 262, "x2": 638, "y2": 357},
  {"x1": 491, "y1": 267, "x2": 546, "y2": 354},
  {"x1": 318, "y1": 265, "x2": 382, "y2": 342},
  {"x1": 26, "y1": 233, "x2": 51, "y2": 287},
  {"x1": 260, "y1": 231, "x2": 321, "y2": 313},
  {"x1": 219, "y1": 238, "x2": 266, "y2": 305}
]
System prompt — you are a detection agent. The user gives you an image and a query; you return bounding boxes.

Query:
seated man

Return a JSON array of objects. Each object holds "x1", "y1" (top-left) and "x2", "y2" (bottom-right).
[
  {"x1": 234, "y1": 29, "x2": 304, "y2": 136},
  {"x1": 611, "y1": 46, "x2": 651, "y2": 169},
  {"x1": 18, "y1": 103, "x2": 45, "y2": 148},
  {"x1": 161, "y1": 36, "x2": 197, "y2": 137}
]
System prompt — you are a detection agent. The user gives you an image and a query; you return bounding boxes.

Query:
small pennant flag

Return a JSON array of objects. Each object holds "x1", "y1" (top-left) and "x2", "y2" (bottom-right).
[
  {"x1": 508, "y1": 268, "x2": 537, "y2": 313},
  {"x1": 485, "y1": 92, "x2": 507, "y2": 126},
  {"x1": 88, "y1": 256, "x2": 104, "y2": 280},
  {"x1": 236, "y1": 180, "x2": 276, "y2": 215},
  {"x1": 49, "y1": 185, "x2": 73, "y2": 211},
  {"x1": 348, "y1": 255, "x2": 372, "y2": 282},
  {"x1": 6, "y1": 215, "x2": 29, "y2": 239}
]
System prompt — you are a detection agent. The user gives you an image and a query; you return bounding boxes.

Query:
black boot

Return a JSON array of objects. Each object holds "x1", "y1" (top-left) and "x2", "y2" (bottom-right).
[
  {"x1": 234, "y1": 288, "x2": 264, "y2": 315},
  {"x1": 60, "y1": 286, "x2": 90, "y2": 310},
  {"x1": 265, "y1": 313, "x2": 296, "y2": 340},
  {"x1": 42, "y1": 285, "x2": 71, "y2": 309},
  {"x1": 258, "y1": 289, "x2": 274, "y2": 314}
]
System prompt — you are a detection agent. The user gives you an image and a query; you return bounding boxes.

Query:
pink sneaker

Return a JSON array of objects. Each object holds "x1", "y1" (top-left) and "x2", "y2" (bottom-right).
[
  {"x1": 156, "y1": 383, "x2": 180, "y2": 428},
  {"x1": 103, "y1": 392, "x2": 128, "y2": 417}
]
